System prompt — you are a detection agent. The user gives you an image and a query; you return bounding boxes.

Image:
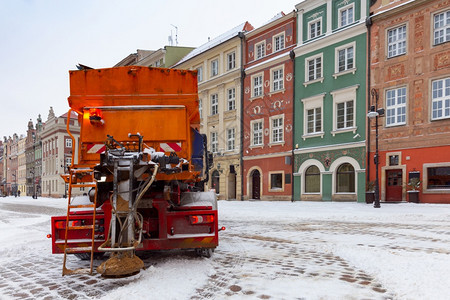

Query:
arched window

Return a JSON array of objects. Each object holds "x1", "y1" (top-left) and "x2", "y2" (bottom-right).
[
  {"x1": 305, "y1": 165, "x2": 320, "y2": 193},
  {"x1": 336, "y1": 163, "x2": 355, "y2": 193}
]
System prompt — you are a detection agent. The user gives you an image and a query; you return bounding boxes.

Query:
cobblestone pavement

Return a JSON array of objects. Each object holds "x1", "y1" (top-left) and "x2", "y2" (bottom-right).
[{"x1": 1, "y1": 202, "x2": 449, "y2": 299}]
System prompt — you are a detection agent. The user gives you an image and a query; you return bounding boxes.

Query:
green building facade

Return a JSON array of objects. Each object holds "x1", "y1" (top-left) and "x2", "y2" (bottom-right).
[{"x1": 293, "y1": 0, "x2": 368, "y2": 202}]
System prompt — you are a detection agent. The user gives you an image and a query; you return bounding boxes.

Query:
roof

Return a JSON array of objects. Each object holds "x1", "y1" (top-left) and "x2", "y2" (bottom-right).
[{"x1": 174, "y1": 21, "x2": 253, "y2": 66}]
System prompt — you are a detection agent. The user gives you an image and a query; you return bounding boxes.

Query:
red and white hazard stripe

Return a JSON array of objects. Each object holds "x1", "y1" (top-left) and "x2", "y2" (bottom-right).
[
  {"x1": 86, "y1": 143, "x2": 106, "y2": 154},
  {"x1": 159, "y1": 142, "x2": 182, "y2": 152}
]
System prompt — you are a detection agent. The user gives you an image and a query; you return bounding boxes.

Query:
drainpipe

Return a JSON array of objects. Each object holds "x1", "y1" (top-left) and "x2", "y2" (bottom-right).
[
  {"x1": 365, "y1": 14, "x2": 373, "y2": 187},
  {"x1": 290, "y1": 50, "x2": 296, "y2": 202},
  {"x1": 239, "y1": 31, "x2": 245, "y2": 201}
]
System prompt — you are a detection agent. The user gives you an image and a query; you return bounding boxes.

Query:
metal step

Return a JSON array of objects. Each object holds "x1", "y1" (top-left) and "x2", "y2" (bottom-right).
[
  {"x1": 65, "y1": 246, "x2": 93, "y2": 253},
  {"x1": 71, "y1": 183, "x2": 97, "y2": 188},
  {"x1": 68, "y1": 225, "x2": 94, "y2": 230},
  {"x1": 68, "y1": 204, "x2": 96, "y2": 209},
  {"x1": 63, "y1": 266, "x2": 92, "y2": 275}
]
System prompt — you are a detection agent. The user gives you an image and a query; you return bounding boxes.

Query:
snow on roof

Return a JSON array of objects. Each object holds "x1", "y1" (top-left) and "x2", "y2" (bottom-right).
[
  {"x1": 174, "y1": 22, "x2": 251, "y2": 66},
  {"x1": 260, "y1": 12, "x2": 285, "y2": 27}
]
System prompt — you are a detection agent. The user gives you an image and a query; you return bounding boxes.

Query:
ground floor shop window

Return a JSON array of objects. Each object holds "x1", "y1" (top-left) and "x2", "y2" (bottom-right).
[
  {"x1": 427, "y1": 166, "x2": 450, "y2": 189},
  {"x1": 336, "y1": 163, "x2": 355, "y2": 193},
  {"x1": 270, "y1": 173, "x2": 283, "y2": 191},
  {"x1": 305, "y1": 165, "x2": 320, "y2": 193}
]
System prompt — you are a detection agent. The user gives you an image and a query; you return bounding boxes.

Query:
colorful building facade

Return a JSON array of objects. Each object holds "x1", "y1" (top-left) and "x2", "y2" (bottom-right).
[
  {"x1": 369, "y1": 0, "x2": 450, "y2": 203},
  {"x1": 242, "y1": 12, "x2": 297, "y2": 200},
  {"x1": 293, "y1": 0, "x2": 368, "y2": 202}
]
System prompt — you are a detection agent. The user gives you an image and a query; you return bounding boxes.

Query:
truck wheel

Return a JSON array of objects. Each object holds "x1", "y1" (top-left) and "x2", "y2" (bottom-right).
[
  {"x1": 74, "y1": 253, "x2": 105, "y2": 260},
  {"x1": 195, "y1": 248, "x2": 214, "y2": 258}
]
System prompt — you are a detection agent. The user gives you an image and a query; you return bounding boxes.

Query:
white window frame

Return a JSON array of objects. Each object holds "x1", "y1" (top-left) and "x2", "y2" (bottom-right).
[
  {"x1": 331, "y1": 85, "x2": 358, "y2": 136},
  {"x1": 269, "y1": 114, "x2": 284, "y2": 145},
  {"x1": 338, "y1": 3, "x2": 354, "y2": 28},
  {"x1": 227, "y1": 51, "x2": 236, "y2": 71},
  {"x1": 226, "y1": 127, "x2": 235, "y2": 151},
  {"x1": 308, "y1": 18, "x2": 322, "y2": 40},
  {"x1": 431, "y1": 77, "x2": 450, "y2": 121},
  {"x1": 250, "y1": 119, "x2": 264, "y2": 147},
  {"x1": 302, "y1": 94, "x2": 325, "y2": 139},
  {"x1": 387, "y1": 24, "x2": 407, "y2": 58},
  {"x1": 196, "y1": 66, "x2": 203, "y2": 82},
  {"x1": 210, "y1": 93, "x2": 218, "y2": 115},
  {"x1": 210, "y1": 132, "x2": 218, "y2": 153},
  {"x1": 198, "y1": 98, "x2": 203, "y2": 119},
  {"x1": 271, "y1": 65, "x2": 284, "y2": 93},
  {"x1": 255, "y1": 41, "x2": 266, "y2": 59},
  {"x1": 304, "y1": 53, "x2": 323, "y2": 85},
  {"x1": 227, "y1": 88, "x2": 236, "y2": 111},
  {"x1": 268, "y1": 170, "x2": 285, "y2": 192},
  {"x1": 385, "y1": 86, "x2": 407, "y2": 127},
  {"x1": 423, "y1": 162, "x2": 450, "y2": 192},
  {"x1": 65, "y1": 138, "x2": 72, "y2": 148},
  {"x1": 433, "y1": 10, "x2": 450, "y2": 46},
  {"x1": 211, "y1": 58, "x2": 219, "y2": 77},
  {"x1": 251, "y1": 73, "x2": 264, "y2": 98},
  {"x1": 273, "y1": 32, "x2": 285, "y2": 52},
  {"x1": 334, "y1": 42, "x2": 356, "y2": 77}
]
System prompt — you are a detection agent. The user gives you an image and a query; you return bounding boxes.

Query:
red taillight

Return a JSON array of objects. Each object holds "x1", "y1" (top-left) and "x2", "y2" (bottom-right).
[
  {"x1": 190, "y1": 215, "x2": 214, "y2": 224},
  {"x1": 89, "y1": 108, "x2": 104, "y2": 126},
  {"x1": 46, "y1": 234, "x2": 52, "y2": 238},
  {"x1": 55, "y1": 220, "x2": 82, "y2": 229},
  {"x1": 55, "y1": 221, "x2": 65, "y2": 229}
]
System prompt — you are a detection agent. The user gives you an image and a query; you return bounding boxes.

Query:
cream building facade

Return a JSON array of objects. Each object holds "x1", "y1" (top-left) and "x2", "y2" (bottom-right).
[
  {"x1": 17, "y1": 136, "x2": 26, "y2": 195},
  {"x1": 174, "y1": 22, "x2": 254, "y2": 200}
]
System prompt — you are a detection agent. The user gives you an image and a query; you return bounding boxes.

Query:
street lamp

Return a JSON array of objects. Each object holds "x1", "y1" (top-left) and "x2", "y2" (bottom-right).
[{"x1": 367, "y1": 88, "x2": 385, "y2": 208}]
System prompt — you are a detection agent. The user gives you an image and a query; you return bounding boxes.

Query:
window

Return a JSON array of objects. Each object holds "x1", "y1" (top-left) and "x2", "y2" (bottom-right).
[
  {"x1": 270, "y1": 115, "x2": 284, "y2": 143},
  {"x1": 65, "y1": 138, "x2": 72, "y2": 148},
  {"x1": 337, "y1": 46, "x2": 354, "y2": 72},
  {"x1": 331, "y1": 85, "x2": 358, "y2": 134},
  {"x1": 255, "y1": 41, "x2": 265, "y2": 59},
  {"x1": 211, "y1": 59, "x2": 218, "y2": 77},
  {"x1": 210, "y1": 132, "x2": 218, "y2": 153},
  {"x1": 386, "y1": 87, "x2": 406, "y2": 126},
  {"x1": 66, "y1": 157, "x2": 72, "y2": 166},
  {"x1": 307, "y1": 108, "x2": 322, "y2": 134},
  {"x1": 309, "y1": 19, "x2": 321, "y2": 39},
  {"x1": 270, "y1": 173, "x2": 283, "y2": 190},
  {"x1": 339, "y1": 5, "x2": 354, "y2": 27},
  {"x1": 227, "y1": 52, "x2": 236, "y2": 70},
  {"x1": 227, "y1": 88, "x2": 236, "y2": 111},
  {"x1": 251, "y1": 119, "x2": 263, "y2": 146},
  {"x1": 433, "y1": 10, "x2": 450, "y2": 45},
  {"x1": 252, "y1": 74, "x2": 263, "y2": 97},
  {"x1": 211, "y1": 94, "x2": 218, "y2": 115},
  {"x1": 336, "y1": 100, "x2": 354, "y2": 129},
  {"x1": 274, "y1": 33, "x2": 285, "y2": 52},
  {"x1": 389, "y1": 155, "x2": 399, "y2": 166},
  {"x1": 336, "y1": 163, "x2": 355, "y2": 193},
  {"x1": 307, "y1": 55, "x2": 322, "y2": 81},
  {"x1": 199, "y1": 98, "x2": 203, "y2": 118},
  {"x1": 197, "y1": 66, "x2": 203, "y2": 82},
  {"x1": 427, "y1": 166, "x2": 450, "y2": 189},
  {"x1": 387, "y1": 25, "x2": 407, "y2": 58},
  {"x1": 227, "y1": 128, "x2": 235, "y2": 151},
  {"x1": 272, "y1": 68, "x2": 284, "y2": 92},
  {"x1": 305, "y1": 165, "x2": 320, "y2": 193},
  {"x1": 431, "y1": 78, "x2": 450, "y2": 120}
]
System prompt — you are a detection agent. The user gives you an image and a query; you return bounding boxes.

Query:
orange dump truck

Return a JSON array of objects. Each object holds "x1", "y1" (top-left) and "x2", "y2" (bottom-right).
[{"x1": 50, "y1": 66, "x2": 220, "y2": 277}]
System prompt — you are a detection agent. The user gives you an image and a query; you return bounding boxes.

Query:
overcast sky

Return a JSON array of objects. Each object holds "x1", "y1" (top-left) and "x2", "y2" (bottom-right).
[{"x1": 0, "y1": 0, "x2": 298, "y2": 140}]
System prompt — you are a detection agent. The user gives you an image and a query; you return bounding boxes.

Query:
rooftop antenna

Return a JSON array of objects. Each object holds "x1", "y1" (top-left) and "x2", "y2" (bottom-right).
[
  {"x1": 171, "y1": 24, "x2": 178, "y2": 46},
  {"x1": 168, "y1": 30, "x2": 173, "y2": 46}
]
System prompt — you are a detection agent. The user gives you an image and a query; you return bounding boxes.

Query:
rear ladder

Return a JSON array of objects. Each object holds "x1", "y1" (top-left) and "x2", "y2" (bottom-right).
[{"x1": 62, "y1": 167, "x2": 98, "y2": 276}]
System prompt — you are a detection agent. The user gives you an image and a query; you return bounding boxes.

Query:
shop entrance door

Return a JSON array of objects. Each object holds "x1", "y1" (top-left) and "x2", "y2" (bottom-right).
[{"x1": 386, "y1": 169, "x2": 403, "y2": 202}]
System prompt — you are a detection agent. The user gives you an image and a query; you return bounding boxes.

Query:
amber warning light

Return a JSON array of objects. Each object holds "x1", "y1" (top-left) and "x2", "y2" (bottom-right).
[{"x1": 89, "y1": 108, "x2": 104, "y2": 126}]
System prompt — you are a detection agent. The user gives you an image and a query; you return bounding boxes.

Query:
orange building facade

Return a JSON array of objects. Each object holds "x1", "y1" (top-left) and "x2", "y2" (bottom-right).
[{"x1": 368, "y1": 0, "x2": 450, "y2": 203}]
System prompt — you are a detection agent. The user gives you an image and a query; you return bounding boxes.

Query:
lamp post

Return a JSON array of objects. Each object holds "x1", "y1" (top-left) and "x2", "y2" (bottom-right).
[{"x1": 367, "y1": 89, "x2": 385, "y2": 208}]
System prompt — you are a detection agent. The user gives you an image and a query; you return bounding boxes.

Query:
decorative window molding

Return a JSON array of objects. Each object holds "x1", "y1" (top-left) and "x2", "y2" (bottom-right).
[
  {"x1": 269, "y1": 170, "x2": 285, "y2": 192},
  {"x1": 334, "y1": 41, "x2": 356, "y2": 77},
  {"x1": 210, "y1": 131, "x2": 218, "y2": 153},
  {"x1": 198, "y1": 98, "x2": 203, "y2": 119},
  {"x1": 423, "y1": 162, "x2": 450, "y2": 193},
  {"x1": 273, "y1": 32, "x2": 285, "y2": 52},
  {"x1": 331, "y1": 85, "x2": 358, "y2": 136},
  {"x1": 305, "y1": 53, "x2": 323, "y2": 84},
  {"x1": 385, "y1": 86, "x2": 407, "y2": 126},
  {"x1": 196, "y1": 65, "x2": 203, "y2": 82},
  {"x1": 210, "y1": 93, "x2": 218, "y2": 116},
  {"x1": 251, "y1": 72, "x2": 264, "y2": 99},
  {"x1": 433, "y1": 10, "x2": 450, "y2": 46},
  {"x1": 387, "y1": 24, "x2": 407, "y2": 58},
  {"x1": 227, "y1": 51, "x2": 236, "y2": 71},
  {"x1": 308, "y1": 18, "x2": 322, "y2": 40},
  {"x1": 269, "y1": 114, "x2": 284, "y2": 146},
  {"x1": 255, "y1": 41, "x2": 266, "y2": 60},
  {"x1": 227, "y1": 127, "x2": 235, "y2": 151},
  {"x1": 210, "y1": 58, "x2": 219, "y2": 77},
  {"x1": 302, "y1": 93, "x2": 325, "y2": 140},
  {"x1": 250, "y1": 118, "x2": 264, "y2": 147},
  {"x1": 270, "y1": 65, "x2": 285, "y2": 93},
  {"x1": 431, "y1": 77, "x2": 450, "y2": 120},
  {"x1": 227, "y1": 87, "x2": 236, "y2": 111},
  {"x1": 338, "y1": 3, "x2": 355, "y2": 28}
]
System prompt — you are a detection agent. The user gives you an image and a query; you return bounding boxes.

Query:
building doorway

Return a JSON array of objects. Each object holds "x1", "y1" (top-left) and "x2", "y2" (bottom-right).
[
  {"x1": 211, "y1": 170, "x2": 220, "y2": 194},
  {"x1": 228, "y1": 171, "x2": 236, "y2": 200},
  {"x1": 386, "y1": 169, "x2": 403, "y2": 202},
  {"x1": 251, "y1": 170, "x2": 261, "y2": 200}
]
